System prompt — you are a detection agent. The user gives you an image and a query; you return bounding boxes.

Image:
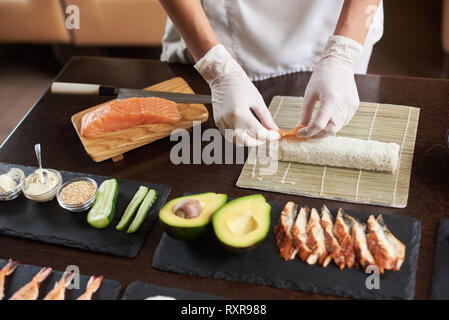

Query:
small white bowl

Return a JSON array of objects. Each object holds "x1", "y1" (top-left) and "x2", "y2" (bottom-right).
[
  {"x1": 23, "y1": 169, "x2": 62, "y2": 203},
  {"x1": 0, "y1": 168, "x2": 25, "y2": 201}
]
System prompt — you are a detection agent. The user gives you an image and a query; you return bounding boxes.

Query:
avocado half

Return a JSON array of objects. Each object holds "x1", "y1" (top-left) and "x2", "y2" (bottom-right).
[
  {"x1": 212, "y1": 194, "x2": 271, "y2": 253},
  {"x1": 159, "y1": 192, "x2": 227, "y2": 240}
]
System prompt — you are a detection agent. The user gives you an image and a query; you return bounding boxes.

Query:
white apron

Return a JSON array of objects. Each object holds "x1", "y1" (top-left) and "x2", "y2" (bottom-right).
[{"x1": 161, "y1": 0, "x2": 383, "y2": 80}]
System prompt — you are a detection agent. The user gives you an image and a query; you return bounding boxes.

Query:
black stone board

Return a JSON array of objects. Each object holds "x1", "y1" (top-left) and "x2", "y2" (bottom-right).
[
  {"x1": 430, "y1": 219, "x2": 449, "y2": 300},
  {"x1": 0, "y1": 258, "x2": 121, "y2": 300},
  {"x1": 121, "y1": 281, "x2": 223, "y2": 300},
  {"x1": 0, "y1": 162, "x2": 171, "y2": 258},
  {"x1": 152, "y1": 200, "x2": 421, "y2": 300}
]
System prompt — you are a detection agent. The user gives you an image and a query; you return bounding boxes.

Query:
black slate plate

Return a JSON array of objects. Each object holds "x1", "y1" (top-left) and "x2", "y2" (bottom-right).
[
  {"x1": 430, "y1": 219, "x2": 449, "y2": 300},
  {"x1": 0, "y1": 258, "x2": 121, "y2": 300},
  {"x1": 152, "y1": 200, "x2": 421, "y2": 300},
  {"x1": 121, "y1": 281, "x2": 223, "y2": 300},
  {"x1": 0, "y1": 163, "x2": 171, "y2": 258}
]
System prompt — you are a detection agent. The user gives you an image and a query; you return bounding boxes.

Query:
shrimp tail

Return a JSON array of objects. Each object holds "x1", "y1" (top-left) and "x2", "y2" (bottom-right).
[
  {"x1": 87, "y1": 276, "x2": 103, "y2": 294},
  {"x1": 2, "y1": 259, "x2": 19, "y2": 276},
  {"x1": 77, "y1": 275, "x2": 103, "y2": 300},
  {"x1": 43, "y1": 271, "x2": 74, "y2": 300},
  {"x1": 34, "y1": 267, "x2": 52, "y2": 284},
  {"x1": 64, "y1": 272, "x2": 75, "y2": 287},
  {"x1": 52, "y1": 272, "x2": 74, "y2": 289}
]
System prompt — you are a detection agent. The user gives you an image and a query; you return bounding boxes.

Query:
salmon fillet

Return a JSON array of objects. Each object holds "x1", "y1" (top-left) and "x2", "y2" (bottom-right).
[
  {"x1": 80, "y1": 97, "x2": 182, "y2": 138},
  {"x1": 278, "y1": 125, "x2": 306, "y2": 138}
]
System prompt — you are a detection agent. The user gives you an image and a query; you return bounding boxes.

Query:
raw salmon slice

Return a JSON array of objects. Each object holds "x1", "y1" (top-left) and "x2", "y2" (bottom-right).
[
  {"x1": 80, "y1": 97, "x2": 182, "y2": 138},
  {"x1": 278, "y1": 125, "x2": 306, "y2": 137}
]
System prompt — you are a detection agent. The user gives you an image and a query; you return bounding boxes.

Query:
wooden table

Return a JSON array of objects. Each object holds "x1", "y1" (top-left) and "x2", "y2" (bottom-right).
[{"x1": 1, "y1": 56, "x2": 448, "y2": 300}]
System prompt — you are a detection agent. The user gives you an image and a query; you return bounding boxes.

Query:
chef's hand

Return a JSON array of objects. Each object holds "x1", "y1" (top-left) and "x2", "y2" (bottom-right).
[
  {"x1": 296, "y1": 35, "x2": 364, "y2": 139},
  {"x1": 195, "y1": 44, "x2": 279, "y2": 146}
]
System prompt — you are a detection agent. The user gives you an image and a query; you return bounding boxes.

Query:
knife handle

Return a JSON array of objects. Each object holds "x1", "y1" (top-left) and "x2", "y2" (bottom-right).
[{"x1": 51, "y1": 82, "x2": 118, "y2": 96}]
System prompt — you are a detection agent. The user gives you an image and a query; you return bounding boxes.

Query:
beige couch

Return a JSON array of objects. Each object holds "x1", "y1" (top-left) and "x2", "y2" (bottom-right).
[
  {"x1": 1, "y1": 0, "x2": 448, "y2": 53},
  {"x1": 0, "y1": 0, "x2": 70, "y2": 43},
  {"x1": 0, "y1": 0, "x2": 167, "y2": 46}
]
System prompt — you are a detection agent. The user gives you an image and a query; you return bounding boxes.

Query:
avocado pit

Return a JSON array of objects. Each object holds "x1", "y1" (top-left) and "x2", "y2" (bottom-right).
[
  {"x1": 174, "y1": 199, "x2": 202, "y2": 219},
  {"x1": 226, "y1": 212, "x2": 258, "y2": 236},
  {"x1": 212, "y1": 194, "x2": 271, "y2": 253}
]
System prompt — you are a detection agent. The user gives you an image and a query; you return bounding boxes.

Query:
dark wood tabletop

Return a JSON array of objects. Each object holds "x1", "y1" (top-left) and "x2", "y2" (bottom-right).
[{"x1": 1, "y1": 56, "x2": 448, "y2": 300}]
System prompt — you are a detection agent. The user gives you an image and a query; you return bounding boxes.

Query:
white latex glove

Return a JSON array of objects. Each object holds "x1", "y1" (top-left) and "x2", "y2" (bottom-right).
[
  {"x1": 296, "y1": 35, "x2": 364, "y2": 139},
  {"x1": 194, "y1": 44, "x2": 279, "y2": 146}
]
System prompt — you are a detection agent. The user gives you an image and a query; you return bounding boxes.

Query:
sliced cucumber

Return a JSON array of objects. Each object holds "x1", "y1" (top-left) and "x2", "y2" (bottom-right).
[
  {"x1": 116, "y1": 186, "x2": 149, "y2": 231},
  {"x1": 126, "y1": 189, "x2": 157, "y2": 234},
  {"x1": 87, "y1": 179, "x2": 118, "y2": 229}
]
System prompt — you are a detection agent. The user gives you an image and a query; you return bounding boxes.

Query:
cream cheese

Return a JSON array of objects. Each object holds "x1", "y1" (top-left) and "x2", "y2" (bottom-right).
[
  {"x1": 0, "y1": 174, "x2": 17, "y2": 193},
  {"x1": 0, "y1": 168, "x2": 23, "y2": 194},
  {"x1": 24, "y1": 169, "x2": 59, "y2": 196}
]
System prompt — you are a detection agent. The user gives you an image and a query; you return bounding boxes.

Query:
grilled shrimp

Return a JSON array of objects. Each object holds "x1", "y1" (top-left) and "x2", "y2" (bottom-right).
[
  {"x1": 76, "y1": 276, "x2": 103, "y2": 300},
  {"x1": 43, "y1": 272, "x2": 75, "y2": 300},
  {"x1": 0, "y1": 259, "x2": 19, "y2": 300},
  {"x1": 10, "y1": 267, "x2": 52, "y2": 300}
]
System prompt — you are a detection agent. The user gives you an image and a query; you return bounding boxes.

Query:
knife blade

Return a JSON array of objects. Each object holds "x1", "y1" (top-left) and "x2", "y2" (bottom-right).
[
  {"x1": 116, "y1": 88, "x2": 212, "y2": 104},
  {"x1": 51, "y1": 82, "x2": 212, "y2": 104}
]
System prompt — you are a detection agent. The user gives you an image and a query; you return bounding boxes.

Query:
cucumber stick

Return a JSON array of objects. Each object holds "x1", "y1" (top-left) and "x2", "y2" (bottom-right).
[
  {"x1": 127, "y1": 189, "x2": 157, "y2": 234},
  {"x1": 116, "y1": 186, "x2": 149, "y2": 231},
  {"x1": 87, "y1": 179, "x2": 118, "y2": 229}
]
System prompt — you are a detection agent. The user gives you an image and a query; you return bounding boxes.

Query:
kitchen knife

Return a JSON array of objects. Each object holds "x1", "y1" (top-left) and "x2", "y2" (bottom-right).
[{"x1": 51, "y1": 82, "x2": 212, "y2": 104}]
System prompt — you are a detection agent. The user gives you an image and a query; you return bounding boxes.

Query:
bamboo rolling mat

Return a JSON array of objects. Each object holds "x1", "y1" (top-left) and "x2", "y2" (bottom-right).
[{"x1": 236, "y1": 96, "x2": 420, "y2": 208}]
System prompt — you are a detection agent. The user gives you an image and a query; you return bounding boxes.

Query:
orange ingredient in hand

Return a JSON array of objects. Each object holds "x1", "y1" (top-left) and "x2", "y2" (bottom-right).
[{"x1": 278, "y1": 125, "x2": 306, "y2": 138}]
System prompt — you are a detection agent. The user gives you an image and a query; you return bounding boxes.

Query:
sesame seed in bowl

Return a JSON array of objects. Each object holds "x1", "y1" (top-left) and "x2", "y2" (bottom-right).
[{"x1": 57, "y1": 177, "x2": 98, "y2": 212}]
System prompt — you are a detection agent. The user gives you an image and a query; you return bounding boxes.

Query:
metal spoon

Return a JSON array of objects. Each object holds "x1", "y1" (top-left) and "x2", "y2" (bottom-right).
[{"x1": 34, "y1": 144, "x2": 48, "y2": 184}]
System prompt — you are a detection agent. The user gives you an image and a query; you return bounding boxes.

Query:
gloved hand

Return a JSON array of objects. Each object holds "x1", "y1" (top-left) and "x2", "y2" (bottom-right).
[
  {"x1": 194, "y1": 44, "x2": 279, "y2": 146},
  {"x1": 296, "y1": 35, "x2": 364, "y2": 139}
]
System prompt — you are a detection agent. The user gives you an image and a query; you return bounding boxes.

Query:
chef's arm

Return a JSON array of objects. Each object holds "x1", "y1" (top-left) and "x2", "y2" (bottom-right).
[
  {"x1": 334, "y1": 0, "x2": 381, "y2": 45},
  {"x1": 159, "y1": 0, "x2": 279, "y2": 145},
  {"x1": 158, "y1": 0, "x2": 218, "y2": 61},
  {"x1": 296, "y1": 0, "x2": 382, "y2": 139}
]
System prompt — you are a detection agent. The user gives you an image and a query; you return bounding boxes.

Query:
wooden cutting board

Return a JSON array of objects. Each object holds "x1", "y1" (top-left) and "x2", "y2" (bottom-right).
[{"x1": 71, "y1": 77, "x2": 209, "y2": 162}]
